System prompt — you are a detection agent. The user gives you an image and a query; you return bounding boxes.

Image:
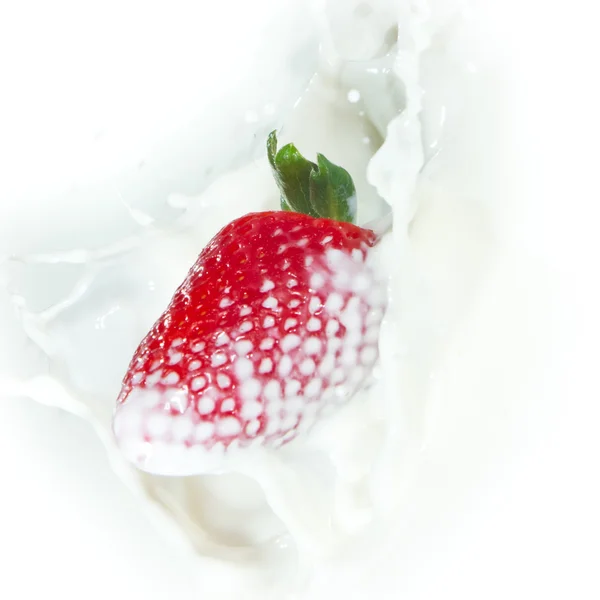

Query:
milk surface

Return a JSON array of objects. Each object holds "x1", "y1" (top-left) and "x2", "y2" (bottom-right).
[{"x1": 2, "y1": 1, "x2": 598, "y2": 599}]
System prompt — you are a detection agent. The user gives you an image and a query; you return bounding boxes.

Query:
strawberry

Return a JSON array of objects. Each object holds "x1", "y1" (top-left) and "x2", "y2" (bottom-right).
[{"x1": 113, "y1": 132, "x2": 387, "y2": 475}]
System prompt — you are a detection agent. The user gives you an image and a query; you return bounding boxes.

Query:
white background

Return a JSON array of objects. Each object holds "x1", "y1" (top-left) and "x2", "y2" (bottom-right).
[{"x1": 1, "y1": 1, "x2": 600, "y2": 599}]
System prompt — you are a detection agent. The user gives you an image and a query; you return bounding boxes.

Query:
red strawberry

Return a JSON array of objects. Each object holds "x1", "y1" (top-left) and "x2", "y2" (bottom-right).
[{"x1": 113, "y1": 133, "x2": 387, "y2": 475}]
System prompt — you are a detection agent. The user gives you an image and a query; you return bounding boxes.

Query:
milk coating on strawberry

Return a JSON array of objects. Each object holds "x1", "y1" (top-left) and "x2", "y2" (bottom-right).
[{"x1": 112, "y1": 133, "x2": 388, "y2": 475}]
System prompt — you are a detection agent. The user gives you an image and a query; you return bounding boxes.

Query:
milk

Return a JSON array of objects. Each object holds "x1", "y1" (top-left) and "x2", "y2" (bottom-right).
[{"x1": 1, "y1": 1, "x2": 593, "y2": 599}]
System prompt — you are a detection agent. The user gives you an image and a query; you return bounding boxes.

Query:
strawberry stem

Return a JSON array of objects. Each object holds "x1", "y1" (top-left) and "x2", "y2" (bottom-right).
[{"x1": 267, "y1": 131, "x2": 357, "y2": 224}]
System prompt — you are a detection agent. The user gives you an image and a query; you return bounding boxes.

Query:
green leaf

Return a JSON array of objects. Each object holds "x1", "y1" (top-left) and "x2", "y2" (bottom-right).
[
  {"x1": 267, "y1": 130, "x2": 357, "y2": 224},
  {"x1": 266, "y1": 130, "x2": 278, "y2": 170},
  {"x1": 267, "y1": 131, "x2": 318, "y2": 217},
  {"x1": 309, "y1": 153, "x2": 356, "y2": 224}
]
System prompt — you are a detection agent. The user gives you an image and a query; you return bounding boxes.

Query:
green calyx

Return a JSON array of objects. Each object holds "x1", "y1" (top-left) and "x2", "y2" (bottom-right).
[{"x1": 267, "y1": 130, "x2": 357, "y2": 224}]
